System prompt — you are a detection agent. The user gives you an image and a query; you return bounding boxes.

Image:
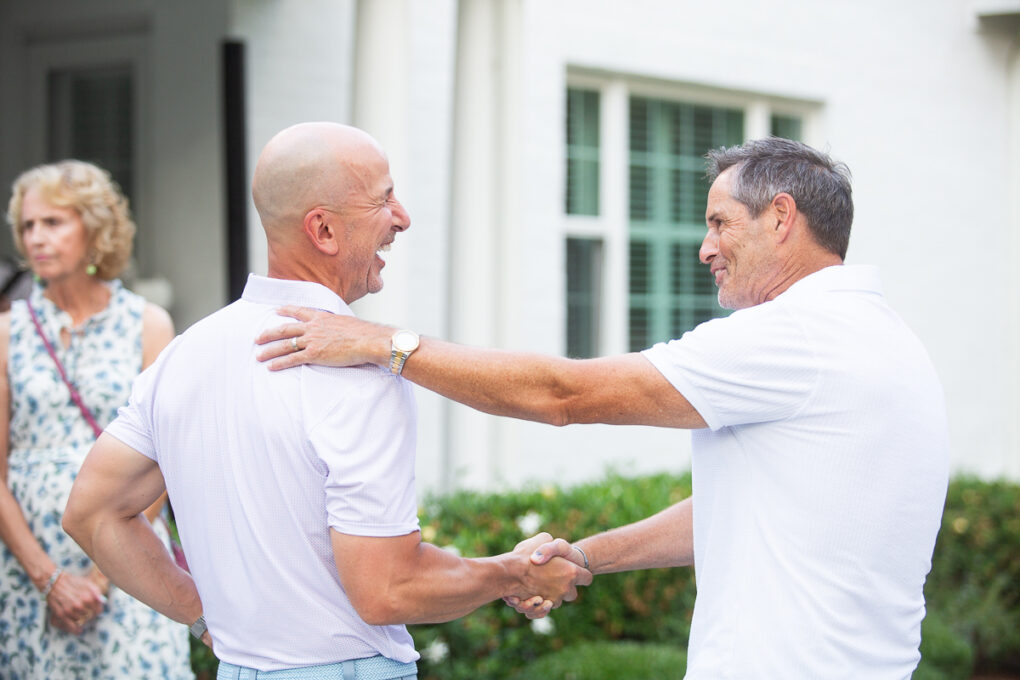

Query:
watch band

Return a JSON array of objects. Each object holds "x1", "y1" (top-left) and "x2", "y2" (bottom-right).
[
  {"x1": 190, "y1": 614, "x2": 207, "y2": 640},
  {"x1": 389, "y1": 348, "x2": 409, "y2": 375}
]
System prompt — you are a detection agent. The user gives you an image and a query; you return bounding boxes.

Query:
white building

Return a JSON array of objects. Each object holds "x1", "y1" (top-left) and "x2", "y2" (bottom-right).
[{"x1": 2, "y1": 0, "x2": 1017, "y2": 492}]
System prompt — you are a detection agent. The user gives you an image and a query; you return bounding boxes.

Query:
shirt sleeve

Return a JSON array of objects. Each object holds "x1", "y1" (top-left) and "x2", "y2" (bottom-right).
[
  {"x1": 642, "y1": 302, "x2": 818, "y2": 431},
  {"x1": 307, "y1": 367, "x2": 421, "y2": 538}
]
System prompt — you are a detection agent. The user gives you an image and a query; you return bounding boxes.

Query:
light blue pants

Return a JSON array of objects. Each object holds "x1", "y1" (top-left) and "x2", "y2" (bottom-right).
[{"x1": 216, "y1": 656, "x2": 417, "y2": 680}]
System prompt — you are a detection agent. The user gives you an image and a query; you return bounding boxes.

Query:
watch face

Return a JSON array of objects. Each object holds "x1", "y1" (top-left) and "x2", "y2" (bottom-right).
[{"x1": 393, "y1": 330, "x2": 419, "y2": 352}]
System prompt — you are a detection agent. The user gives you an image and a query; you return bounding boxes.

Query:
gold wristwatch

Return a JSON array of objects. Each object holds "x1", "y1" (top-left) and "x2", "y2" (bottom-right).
[{"x1": 389, "y1": 330, "x2": 419, "y2": 375}]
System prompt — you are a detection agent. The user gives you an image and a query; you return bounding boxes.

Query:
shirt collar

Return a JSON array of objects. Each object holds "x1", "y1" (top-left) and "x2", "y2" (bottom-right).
[
  {"x1": 778, "y1": 264, "x2": 883, "y2": 300},
  {"x1": 240, "y1": 274, "x2": 354, "y2": 317}
]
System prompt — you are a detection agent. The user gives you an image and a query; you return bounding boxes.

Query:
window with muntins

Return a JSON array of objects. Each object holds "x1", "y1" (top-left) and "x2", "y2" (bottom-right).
[
  {"x1": 566, "y1": 238, "x2": 603, "y2": 358},
  {"x1": 770, "y1": 114, "x2": 802, "y2": 141},
  {"x1": 48, "y1": 66, "x2": 135, "y2": 207},
  {"x1": 565, "y1": 88, "x2": 600, "y2": 216},
  {"x1": 627, "y1": 97, "x2": 743, "y2": 352}
]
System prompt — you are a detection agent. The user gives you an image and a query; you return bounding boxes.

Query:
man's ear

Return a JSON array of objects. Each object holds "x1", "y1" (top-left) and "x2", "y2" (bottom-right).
[
  {"x1": 771, "y1": 193, "x2": 798, "y2": 243},
  {"x1": 302, "y1": 208, "x2": 340, "y2": 256}
]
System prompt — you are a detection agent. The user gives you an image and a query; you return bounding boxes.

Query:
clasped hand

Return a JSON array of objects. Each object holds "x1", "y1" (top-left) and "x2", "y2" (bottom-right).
[
  {"x1": 46, "y1": 568, "x2": 107, "y2": 635},
  {"x1": 505, "y1": 534, "x2": 592, "y2": 620}
]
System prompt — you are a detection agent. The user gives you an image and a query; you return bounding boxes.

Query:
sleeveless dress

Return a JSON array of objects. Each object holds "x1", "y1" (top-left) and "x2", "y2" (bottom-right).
[{"x1": 0, "y1": 281, "x2": 193, "y2": 680}]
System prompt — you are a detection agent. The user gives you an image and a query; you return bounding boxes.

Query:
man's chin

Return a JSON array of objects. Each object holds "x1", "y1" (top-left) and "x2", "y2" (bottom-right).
[{"x1": 716, "y1": 290, "x2": 738, "y2": 311}]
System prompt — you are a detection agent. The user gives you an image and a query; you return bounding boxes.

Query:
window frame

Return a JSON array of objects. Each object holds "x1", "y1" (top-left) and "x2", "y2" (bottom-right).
[
  {"x1": 26, "y1": 33, "x2": 153, "y2": 275},
  {"x1": 563, "y1": 71, "x2": 819, "y2": 356}
]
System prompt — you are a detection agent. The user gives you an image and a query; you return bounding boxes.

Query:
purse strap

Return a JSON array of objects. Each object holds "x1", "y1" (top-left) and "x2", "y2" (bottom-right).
[{"x1": 25, "y1": 299, "x2": 103, "y2": 439}]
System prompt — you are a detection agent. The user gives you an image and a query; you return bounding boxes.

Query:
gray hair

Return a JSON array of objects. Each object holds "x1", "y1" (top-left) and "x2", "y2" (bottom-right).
[{"x1": 705, "y1": 137, "x2": 853, "y2": 259}]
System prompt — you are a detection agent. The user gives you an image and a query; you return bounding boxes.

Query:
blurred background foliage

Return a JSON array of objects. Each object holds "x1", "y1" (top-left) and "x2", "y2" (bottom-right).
[{"x1": 188, "y1": 473, "x2": 1020, "y2": 680}]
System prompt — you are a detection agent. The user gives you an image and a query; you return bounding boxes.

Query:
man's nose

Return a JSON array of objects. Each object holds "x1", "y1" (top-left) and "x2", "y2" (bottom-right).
[
  {"x1": 699, "y1": 231, "x2": 718, "y2": 264},
  {"x1": 392, "y1": 197, "x2": 410, "y2": 231}
]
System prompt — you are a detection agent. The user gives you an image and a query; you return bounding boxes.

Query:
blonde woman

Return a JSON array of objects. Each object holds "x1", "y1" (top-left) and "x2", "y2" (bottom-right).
[{"x1": 0, "y1": 161, "x2": 193, "y2": 678}]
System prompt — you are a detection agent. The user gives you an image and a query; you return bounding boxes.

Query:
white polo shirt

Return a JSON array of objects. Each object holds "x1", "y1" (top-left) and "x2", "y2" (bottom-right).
[
  {"x1": 643, "y1": 265, "x2": 949, "y2": 680},
  {"x1": 107, "y1": 275, "x2": 420, "y2": 670}
]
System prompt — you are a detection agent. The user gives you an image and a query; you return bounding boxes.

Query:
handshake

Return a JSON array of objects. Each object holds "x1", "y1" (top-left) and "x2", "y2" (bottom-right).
[{"x1": 502, "y1": 534, "x2": 593, "y2": 619}]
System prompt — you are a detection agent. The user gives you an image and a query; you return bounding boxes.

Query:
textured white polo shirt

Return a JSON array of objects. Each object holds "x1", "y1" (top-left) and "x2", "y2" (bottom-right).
[
  {"x1": 107, "y1": 274, "x2": 420, "y2": 670},
  {"x1": 643, "y1": 265, "x2": 949, "y2": 680}
]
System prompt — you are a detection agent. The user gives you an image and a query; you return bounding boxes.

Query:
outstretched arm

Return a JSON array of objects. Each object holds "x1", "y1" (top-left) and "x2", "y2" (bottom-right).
[
  {"x1": 62, "y1": 433, "x2": 207, "y2": 642},
  {"x1": 546, "y1": 497, "x2": 694, "y2": 574},
  {"x1": 256, "y1": 307, "x2": 706, "y2": 429},
  {"x1": 332, "y1": 530, "x2": 592, "y2": 625},
  {"x1": 504, "y1": 498, "x2": 694, "y2": 613}
]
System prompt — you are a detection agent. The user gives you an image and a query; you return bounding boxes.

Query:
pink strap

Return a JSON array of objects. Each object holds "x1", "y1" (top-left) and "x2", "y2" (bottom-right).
[{"x1": 25, "y1": 299, "x2": 103, "y2": 439}]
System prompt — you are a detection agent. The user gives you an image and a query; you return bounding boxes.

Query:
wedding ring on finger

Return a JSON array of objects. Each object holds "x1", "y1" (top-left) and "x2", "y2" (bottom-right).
[{"x1": 290, "y1": 337, "x2": 299, "y2": 352}]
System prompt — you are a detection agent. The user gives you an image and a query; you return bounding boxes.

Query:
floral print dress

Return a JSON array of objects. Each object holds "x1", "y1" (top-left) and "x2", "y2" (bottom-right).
[{"x1": 0, "y1": 281, "x2": 193, "y2": 679}]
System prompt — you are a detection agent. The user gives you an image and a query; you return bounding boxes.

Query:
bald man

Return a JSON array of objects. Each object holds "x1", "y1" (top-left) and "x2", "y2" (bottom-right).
[{"x1": 61, "y1": 122, "x2": 590, "y2": 680}]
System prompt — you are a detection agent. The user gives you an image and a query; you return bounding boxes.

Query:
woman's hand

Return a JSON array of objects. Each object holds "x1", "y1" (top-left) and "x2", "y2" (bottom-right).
[{"x1": 45, "y1": 570, "x2": 105, "y2": 634}]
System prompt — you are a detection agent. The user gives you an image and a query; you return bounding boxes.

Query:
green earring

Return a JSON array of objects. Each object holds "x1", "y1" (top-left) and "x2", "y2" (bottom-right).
[{"x1": 86, "y1": 263, "x2": 97, "y2": 276}]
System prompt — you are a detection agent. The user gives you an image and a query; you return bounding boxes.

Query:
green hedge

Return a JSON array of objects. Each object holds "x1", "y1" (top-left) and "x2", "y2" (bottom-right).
[
  {"x1": 914, "y1": 612, "x2": 973, "y2": 680},
  {"x1": 925, "y1": 477, "x2": 1020, "y2": 675},
  {"x1": 187, "y1": 473, "x2": 1020, "y2": 679},
  {"x1": 410, "y1": 473, "x2": 696, "y2": 680},
  {"x1": 507, "y1": 641, "x2": 687, "y2": 680}
]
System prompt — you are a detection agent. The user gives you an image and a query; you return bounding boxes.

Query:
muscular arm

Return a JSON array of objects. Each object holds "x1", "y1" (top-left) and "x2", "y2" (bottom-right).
[
  {"x1": 62, "y1": 432, "x2": 203, "y2": 627},
  {"x1": 256, "y1": 308, "x2": 706, "y2": 429},
  {"x1": 82, "y1": 302, "x2": 177, "y2": 598},
  {"x1": 332, "y1": 529, "x2": 591, "y2": 625}
]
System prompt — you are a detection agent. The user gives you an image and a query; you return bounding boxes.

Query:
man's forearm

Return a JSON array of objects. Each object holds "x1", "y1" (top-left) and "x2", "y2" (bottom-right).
[
  {"x1": 371, "y1": 545, "x2": 531, "y2": 624},
  {"x1": 575, "y1": 498, "x2": 694, "y2": 575},
  {"x1": 401, "y1": 339, "x2": 580, "y2": 426},
  {"x1": 258, "y1": 309, "x2": 705, "y2": 428},
  {"x1": 68, "y1": 513, "x2": 202, "y2": 625},
  {"x1": 334, "y1": 532, "x2": 589, "y2": 626},
  {"x1": 309, "y1": 323, "x2": 578, "y2": 426}
]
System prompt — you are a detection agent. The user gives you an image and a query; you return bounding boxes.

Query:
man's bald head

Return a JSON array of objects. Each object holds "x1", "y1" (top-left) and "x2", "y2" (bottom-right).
[{"x1": 252, "y1": 122, "x2": 382, "y2": 239}]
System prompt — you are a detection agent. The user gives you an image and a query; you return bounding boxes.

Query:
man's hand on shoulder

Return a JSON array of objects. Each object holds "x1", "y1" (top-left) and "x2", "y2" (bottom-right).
[{"x1": 255, "y1": 305, "x2": 393, "y2": 371}]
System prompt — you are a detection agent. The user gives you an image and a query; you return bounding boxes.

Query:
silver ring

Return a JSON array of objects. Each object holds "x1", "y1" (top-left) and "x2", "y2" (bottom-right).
[{"x1": 290, "y1": 337, "x2": 299, "y2": 352}]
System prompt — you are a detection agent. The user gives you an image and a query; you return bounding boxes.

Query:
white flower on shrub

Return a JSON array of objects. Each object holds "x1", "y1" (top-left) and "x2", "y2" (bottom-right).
[
  {"x1": 422, "y1": 638, "x2": 449, "y2": 664},
  {"x1": 530, "y1": 616, "x2": 555, "y2": 636},
  {"x1": 516, "y1": 510, "x2": 543, "y2": 536}
]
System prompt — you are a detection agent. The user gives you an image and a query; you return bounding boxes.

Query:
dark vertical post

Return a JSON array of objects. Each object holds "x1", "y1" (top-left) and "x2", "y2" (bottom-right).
[{"x1": 222, "y1": 40, "x2": 248, "y2": 302}]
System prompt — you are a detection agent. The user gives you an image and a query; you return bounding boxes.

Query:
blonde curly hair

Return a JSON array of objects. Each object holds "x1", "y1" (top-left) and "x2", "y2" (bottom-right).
[{"x1": 6, "y1": 160, "x2": 136, "y2": 280}]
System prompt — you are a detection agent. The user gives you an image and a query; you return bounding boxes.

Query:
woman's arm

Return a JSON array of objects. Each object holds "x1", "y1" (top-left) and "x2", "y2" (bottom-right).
[
  {"x1": 0, "y1": 312, "x2": 104, "y2": 633},
  {"x1": 141, "y1": 303, "x2": 175, "y2": 370}
]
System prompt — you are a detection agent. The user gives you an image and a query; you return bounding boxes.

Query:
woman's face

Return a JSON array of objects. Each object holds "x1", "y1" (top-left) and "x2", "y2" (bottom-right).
[{"x1": 18, "y1": 186, "x2": 91, "y2": 283}]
